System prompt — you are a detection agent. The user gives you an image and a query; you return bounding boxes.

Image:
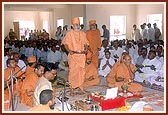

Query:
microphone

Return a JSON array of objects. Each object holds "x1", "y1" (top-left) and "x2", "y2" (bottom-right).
[
  {"x1": 56, "y1": 78, "x2": 70, "y2": 87},
  {"x1": 13, "y1": 66, "x2": 26, "y2": 76},
  {"x1": 5, "y1": 66, "x2": 26, "y2": 82}
]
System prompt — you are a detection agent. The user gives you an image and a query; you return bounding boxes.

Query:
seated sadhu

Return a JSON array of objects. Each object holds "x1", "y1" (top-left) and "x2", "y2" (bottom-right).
[
  {"x1": 83, "y1": 51, "x2": 100, "y2": 88},
  {"x1": 4, "y1": 58, "x2": 25, "y2": 110},
  {"x1": 106, "y1": 53, "x2": 142, "y2": 94},
  {"x1": 106, "y1": 52, "x2": 127, "y2": 87}
]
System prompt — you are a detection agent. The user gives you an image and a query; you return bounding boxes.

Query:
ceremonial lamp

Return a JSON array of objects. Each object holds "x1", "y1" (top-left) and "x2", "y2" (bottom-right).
[{"x1": 121, "y1": 82, "x2": 128, "y2": 98}]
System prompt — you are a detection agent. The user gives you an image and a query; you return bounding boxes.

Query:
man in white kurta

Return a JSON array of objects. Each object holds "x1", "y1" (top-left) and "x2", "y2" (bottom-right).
[
  {"x1": 147, "y1": 64, "x2": 164, "y2": 87},
  {"x1": 140, "y1": 24, "x2": 148, "y2": 40},
  {"x1": 111, "y1": 40, "x2": 123, "y2": 61},
  {"x1": 98, "y1": 50, "x2": 115, "y2": 77},
  {"x1": 156, "y1": 45, "x2": 164, "y2": 65},
  {"x1": 147, "y1": 23, "x2": 155, "y2": 42},
  {"x1": 98, "y1": 39, "x2": 109, "y2": 60},
  {"x1": 33, "y1": 63, "x2": 57, "y2": 106},
  {"x1": 131, "y1": 24, "x2": 141, "y2": 41},
  {"x1": 134, "y1": 50, "x2": 162, "y2": 83},
  {"x1": 135, "y1": 47, "x2": 147, "y2": 68}
]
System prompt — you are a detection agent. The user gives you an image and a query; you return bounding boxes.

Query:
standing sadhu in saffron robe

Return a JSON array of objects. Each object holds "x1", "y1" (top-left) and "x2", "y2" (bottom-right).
[
  {"x1": 86, "y1": 20, "x2": 101, "y2": 68},
  {"x1": 62, "y1": 17, "x2": 89, "y2": 96}
]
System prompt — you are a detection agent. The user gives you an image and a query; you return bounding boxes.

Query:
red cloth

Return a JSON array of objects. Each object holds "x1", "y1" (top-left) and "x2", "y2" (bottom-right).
[
  {"x1": 90, "y1": 95, "x2": 125, "y2": 110},
  {"x1": 90, "y1": 93, "x2": 143, "y2": 111},
  {"x1": 101, "y1": 97, "x2": 125, "y2": 111},
  {"x1": 127, "y1": 94, "x2": 143, "y2": 99}
]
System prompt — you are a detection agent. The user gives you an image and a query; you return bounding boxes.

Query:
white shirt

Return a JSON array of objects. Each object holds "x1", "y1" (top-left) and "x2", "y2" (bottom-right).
[
  {"x1": 98, "y1": 47, "x2": 105, "y2": 59},
  {"x1": 12, "y1": 47, "x2": 20, "y2": 53},
  {"x1": 141, "y1": 29, "x2": 148, "y2": 40},
  {"x1": 131, "y1": 29, "x2": 141, "y2": 41},
  {"x1": 141, "y1": 57, "x2": 162, "y2": 73},
  {"x1": 98, "y1": 57, "x2": 115, "y2": 77},
  {"x1": 147, "y1": 27, "x2": 155, "y2": 41},
  {"x1": 147, "y1": 61, "x2": 164, "y2": 87},
  {"x1": 33, "y1": 76, "x2": 52, "y2": 106},
  {"x1": 111, "y1": 47, "x2": 123, "y2": 61},
  {"x1": 133, "y1": 49, "x2": 139, "y2": 65},
  {"x1": 41, "y1": 50, "x2": 49, "y2": 63},
  {"x1": 156, "y1": 56, "x2": 164, "y2": 65},
  {"x1": 25, "y1": 47, "x2": 34, "y2": 57},
  {"x1": 4, "y1": 56, "x2": 9, "y2": 69},
  {"x1": 4, "y1": 55, "x2": 13, "y2": 69},
  {"x1": 157, "y1": 64, "x2": 164, "y2": 78},
  {"x1": 134, "y1": 57, "x2": 162, "y2": 83},
  {"x1": 20, "y1": 45, "x2": 26, "y2": 56},
  {"x1": 47, "y1": 50, "x2": 61, "y2": 63},
  {"x1": 17, "y1": 60, "x2": 27, "y2": 72},
  {"x1": 36, "y1": 49, "x2": 42, "y2": 63}
]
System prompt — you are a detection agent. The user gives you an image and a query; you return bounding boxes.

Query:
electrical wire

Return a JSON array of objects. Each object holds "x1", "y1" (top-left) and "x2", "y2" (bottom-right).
[
  {"x1": 14, "y1": 77, "x2": 19, "y2": 110},
  {"x1": 57, "y1": 85, "x2": 71, "y2": 111}
]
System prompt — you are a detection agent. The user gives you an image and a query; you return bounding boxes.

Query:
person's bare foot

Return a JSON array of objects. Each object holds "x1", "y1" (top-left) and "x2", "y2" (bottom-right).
[{"x1": 143, "y1": 80, "x2": 151, "y2": 87}]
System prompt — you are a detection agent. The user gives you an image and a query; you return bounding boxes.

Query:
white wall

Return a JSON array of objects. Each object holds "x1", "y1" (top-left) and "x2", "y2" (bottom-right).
[
  {"x1": 3, "y1": 4, "x2": 85, "y2": 39},
  {"x1": 4, "y1": 11, "x2": 52, "y2": 38},
  {"x1": 53, "y1": 6, "x2": 71, "y2": 38},
  {"x1": 86, "y1": 3, "x2": 164, "y2": 41},
  {"x1": 86, "y1": 4, "x2": 136, "y2": 40},
  {"x1": 52, "y1": 4, "x2": 85, "y2": 39},
  {"x1": 3, "y1": 3, "x2": 165, "y2": 40}
]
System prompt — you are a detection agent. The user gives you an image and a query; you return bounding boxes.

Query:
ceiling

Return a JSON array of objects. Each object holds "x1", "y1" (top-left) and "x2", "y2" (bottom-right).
[{"x1": 4, "y1": 4, "x2": 73, "y2": 11}]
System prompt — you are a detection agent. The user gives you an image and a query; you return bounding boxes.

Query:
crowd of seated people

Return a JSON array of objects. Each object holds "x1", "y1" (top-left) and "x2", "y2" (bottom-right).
[{"x1": 3, "y1": 22, "x2": 164, "y2": 111}]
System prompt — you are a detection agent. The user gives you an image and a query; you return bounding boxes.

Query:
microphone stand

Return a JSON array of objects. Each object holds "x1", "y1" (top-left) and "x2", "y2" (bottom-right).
[
  {"x1": 6, "y1": 66, "x2": 25, "y2": 82},
  {"x1": 10, "y1": 70, "x2": 15, "y2": 111},
  {"x1": 59, "y1": 82, "x2": 69, "y2": 111},
  {"x1": 57, "y1": 77, "x2": 70, "y2": 111},
  {"x1": 62, "y1": 82, "x2": 65, "y2": 111},
  {"x1": 6, "y1": 66, "x2": 25, "y2": 111}
]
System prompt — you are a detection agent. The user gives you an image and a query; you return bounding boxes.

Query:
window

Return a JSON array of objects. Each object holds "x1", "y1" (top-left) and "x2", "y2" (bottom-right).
[
  {"x1": 147, "y1": 14, "x2": 162, "y2": 33},
  {"x1": 57, "y1": 19, "x2": 64, "y2": 28},
  {"x1": 110, "y1": 16, "x2": 126, "y2": 41},
  {"x1": 19, "y1": 21, "x2": 35, "y2": 40},
  {"x1": 79, "y1": 17, "x2": 83, "y2": 25},
  {"x1": 43, "y1": 21, "x2": 48, "y2": 32}
]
